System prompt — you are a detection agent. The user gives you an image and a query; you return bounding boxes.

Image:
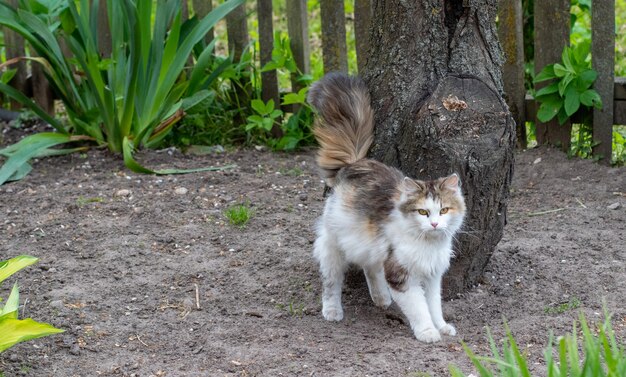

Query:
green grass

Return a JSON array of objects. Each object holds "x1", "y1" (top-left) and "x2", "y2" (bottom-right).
[
  {"x1": 224, "y1": 202, "x2": 253, "y2": 227},
  {"x1": 450, "y1": 310, "x2": 626, "y2": 377},
  {"x1": 544, "y1": 297, "x2": 581, "y2": 315},
  {"x1": 278, "y1": 166, "x2": 303, "y2": 176}
]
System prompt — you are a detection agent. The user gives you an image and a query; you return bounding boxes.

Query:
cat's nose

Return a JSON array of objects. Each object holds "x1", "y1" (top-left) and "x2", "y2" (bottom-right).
[{"x1": 431, "y1": 222, "x2": 438, "y2": 229}]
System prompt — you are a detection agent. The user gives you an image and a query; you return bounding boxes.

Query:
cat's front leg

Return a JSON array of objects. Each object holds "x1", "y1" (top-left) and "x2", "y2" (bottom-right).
[
  {"x1": 364, "y1": 264, "x2": 392, "y2": 309},
  {"x1": 424, "y1": 275, "x2": 456, "y2": 336},
  {"x1": 389, "y1": 282, "x2": 441, "y2": 343}
]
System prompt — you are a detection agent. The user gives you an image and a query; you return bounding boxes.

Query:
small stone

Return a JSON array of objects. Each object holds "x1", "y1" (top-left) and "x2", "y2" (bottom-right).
[
  {"x1": 607, "y1": 202, "x2": 621, "y2": 210},
  {"x1": 175, "y1": 187, "x2": 189, "y2": 195},
  {"x1": 115, "y1": 189, "x2": 131, "y2": 197},
  {"x1": 50, "y1": 300, "x2": 64, "y2": 310},
  {"x1": 9, "y1": 353, "x2": 19, "y2": 362},
  {"x1": 533, "y1": 158, "x2": 542, "y2": 164},
  {"x1": 299, "y1": 194, "x2": 308, "y2": 202},
  {"x1": 69, "y1": 344, "x2": 81, "y2": 356}
]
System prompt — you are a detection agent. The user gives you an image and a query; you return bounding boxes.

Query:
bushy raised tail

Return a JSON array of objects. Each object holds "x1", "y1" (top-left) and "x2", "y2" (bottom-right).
[{"x1": 307, "y1": 73, "x2": 374, "y2": 187}]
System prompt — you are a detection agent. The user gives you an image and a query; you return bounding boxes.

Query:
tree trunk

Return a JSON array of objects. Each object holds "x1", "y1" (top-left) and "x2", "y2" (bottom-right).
[{"x1": 362, "y1": 0, "x2": 515, "y2": 298}]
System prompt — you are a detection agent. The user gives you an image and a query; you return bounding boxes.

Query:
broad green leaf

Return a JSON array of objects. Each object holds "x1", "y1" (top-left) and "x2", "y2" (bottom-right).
[
  {"x1": 251, "y1": 99, "x2": 268, "y2": 115},
  {"x1": 0, "y1": 256, "x2": 38, "y2": 284},
  {"x1": 534, "y1": 64, "x2": 557, "y2": 82},
  {"x1": 0, "y1": 283, "x2": 20, "y2": 319},
  {"x1": 182, "y1": 90, "x2": 213, "y2": 113},
  {"x1": 5, "y1": 162, "x2": 32, "y2": 183},
  {"x1": 563, "y1": 87, "x2": 580, "y2": 117},
  {"x1": 558, "y1": 73, "x2": 574, "y2": 96},
  {"x1": 261, "y1": 61, "x2": 281, "y2": 72},
  {"x1": 537, "y1": 102, "x2": 561, "y2": 123},
  {"x1": 0, "y1": 317, "x2": 63, "y2": 352},
  {"x1": 534, "y1": 82, "x2": 559, "y2": 98},
  {"x1": 262, "y1": 118, "x2": 274, "y2": 131},
  {"x1": 553, "y1": 64, "x2": 568, "y2": 78},
  {"x1": 579, "y1": 69, "x2": 597, "y2": 88},
  {"x1": 270, "y1": 109, "x2": 283, "y2": 119},
  {"x1": 247, "y1": 115, "x2": 264, "y2": 124},
  {"x1": 580, "y1": 89, "x2": 603, "y2": 109},
  {"x1": 561, "y1": 47, "x2": 574, "y2": 72},
  {"x1": 0, "y1": 133, "x2": 74, "y2": 186}
]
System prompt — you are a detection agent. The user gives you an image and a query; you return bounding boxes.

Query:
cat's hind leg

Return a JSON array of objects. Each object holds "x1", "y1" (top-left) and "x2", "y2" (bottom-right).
[
  {"x1": 364, "y1": 264, "x2": 391, "y2": 309},
  {"x1": 314, "y1": 227, "x2": 346, "y2": 321}
]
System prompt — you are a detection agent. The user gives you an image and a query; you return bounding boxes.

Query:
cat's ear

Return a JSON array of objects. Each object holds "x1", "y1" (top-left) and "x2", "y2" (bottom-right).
[
  {"x1": 402, "y1": 177, "x2": 426, "y2": 193},
  {"x1": 440, "y1": 173, "x2": 461, "y2": 191}
]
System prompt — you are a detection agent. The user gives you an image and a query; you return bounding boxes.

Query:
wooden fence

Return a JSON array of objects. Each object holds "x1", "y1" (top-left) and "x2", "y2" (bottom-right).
[{"x1": 2, "y1": 0, "x2": 623, "y2": 162}]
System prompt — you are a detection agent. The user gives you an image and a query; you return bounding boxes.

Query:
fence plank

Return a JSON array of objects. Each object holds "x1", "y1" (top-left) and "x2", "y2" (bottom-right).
[
  {"x1": 498, "y1": 0, "x2": 526, "y2": 149},
  {"x1": 320, "y1": 0, "x2": 348, "y2": 73},
  {"x1": 192, "y1": 0, "x2": 214, "y2": 45},
  {"x1": 3, "y1": 0, "x2": 27, "y2": 110},
  {"x1": 534, "y1": 0, "x2": 571, "y2": 151},
  {"x1": 591, "y1": 0, "x2": 615, "y2": 163},
  {"x1": 286, "y1": 0, "x2": 310, "y2": 92},
  {"x1": 226, "y1": 4, "x2": 250, "y2": 125},
  {"x1": 96, "y1": 0, "x2": 111, "y2": 57},
  {"x1": 354, "y1": 0, "x2": 372, "y2": 74},
  {"x1": 31, "y1": 53, "x2": 54, "y2": 114},
  {"x1": 257, "y1": 0, "x2": 282, "y2": 137}
]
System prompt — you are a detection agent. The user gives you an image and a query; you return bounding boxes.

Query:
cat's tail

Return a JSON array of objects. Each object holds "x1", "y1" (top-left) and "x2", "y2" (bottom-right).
[{"x1": 307, "y1": 73, "x2": 374, "y2": 187}]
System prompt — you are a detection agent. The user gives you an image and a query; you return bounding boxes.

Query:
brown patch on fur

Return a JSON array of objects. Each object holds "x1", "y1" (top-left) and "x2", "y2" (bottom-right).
[
  {"x1": 336, "y1": 159, "x2": 404, "y2": 224},
  {"x1": 384, "y1": 250, "x2": 408, "y2": 292}
]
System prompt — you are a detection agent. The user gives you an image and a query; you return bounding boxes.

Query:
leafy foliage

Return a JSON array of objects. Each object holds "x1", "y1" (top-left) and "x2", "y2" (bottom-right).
[
  {"x1": 0, "y1": 0, "x2": 244, "y2": 184},
  {"x1": 534, "y1": 43, "x2": 602, "y2": 125},
  {"x1": 0, "y1": 255, "x2": 63, "y2": 353}
]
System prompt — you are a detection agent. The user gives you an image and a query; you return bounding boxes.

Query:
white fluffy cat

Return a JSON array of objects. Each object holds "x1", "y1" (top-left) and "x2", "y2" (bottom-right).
[{"x1": 308, "y1": 73, "x2": 466, "y2": 343}]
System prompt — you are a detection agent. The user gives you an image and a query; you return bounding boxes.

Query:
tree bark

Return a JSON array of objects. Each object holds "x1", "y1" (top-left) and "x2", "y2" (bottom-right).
[{"x1": 362, "y1": 0, "x2": 515, "y2": 298}]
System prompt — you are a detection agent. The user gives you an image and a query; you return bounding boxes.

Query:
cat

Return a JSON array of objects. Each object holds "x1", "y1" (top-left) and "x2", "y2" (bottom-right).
[{"x1": 308, "y1": 73, "x2": 466, "y2": 343}]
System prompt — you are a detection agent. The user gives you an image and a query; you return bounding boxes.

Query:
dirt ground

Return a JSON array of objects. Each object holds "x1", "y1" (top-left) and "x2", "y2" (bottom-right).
[{"x1": 0, "y1": 125, "x2": 625, "y2": 376}]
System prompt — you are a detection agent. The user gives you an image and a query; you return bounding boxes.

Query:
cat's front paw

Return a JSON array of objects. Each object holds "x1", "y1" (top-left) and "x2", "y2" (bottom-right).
[
  {"x1": 438, "y1": 323, "x2": 457, "y2": 336},
  {"x1": 322, "y1": 306, "x2": 344, "y2": 321},
  {"x1": 370, "y1": 292, "x2": 392, "y2": 309},
  {"x1": 414, "y1": 328, "x2": 441, "y2": 343}
]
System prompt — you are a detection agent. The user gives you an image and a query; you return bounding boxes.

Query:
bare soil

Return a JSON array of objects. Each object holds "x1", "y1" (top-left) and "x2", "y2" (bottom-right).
[{"x1": 1, "y1": 126, "x2": 625, "y2": 376}]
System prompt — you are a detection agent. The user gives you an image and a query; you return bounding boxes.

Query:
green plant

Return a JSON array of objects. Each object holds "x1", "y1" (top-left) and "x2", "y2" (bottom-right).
[
  {"x1": 613, "y1": 128, "x2": 626, "y2": 165},
  {"x1": 0, "y1": 255, "x2": 63, "y2": 352},
  {"x1": 246, "y1": 99, "x2": 283, "y2": 139},
  {"x1": 544, "y1": 297, "x2": 581, "y2": 314},
  {"x1": 224, "y1": 202, "x2": 253, "y2": 227},
  {"x1": 449, "y1": 311, "x2": 626, "y2": 377},
  {"x1": 252, "y1": 31, "x2": 315, "y2": 151},
  {"x1": 0, "y1": 0, "x2": 244, "y2": 185},
  {"x1": 534, "y1": 43, "x2": 602, "y2": 125}
]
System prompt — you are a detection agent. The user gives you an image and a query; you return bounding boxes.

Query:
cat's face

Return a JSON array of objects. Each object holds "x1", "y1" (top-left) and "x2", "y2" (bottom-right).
[{"x1": 398, "y1": 174, "x2": 466, "y2": 237}]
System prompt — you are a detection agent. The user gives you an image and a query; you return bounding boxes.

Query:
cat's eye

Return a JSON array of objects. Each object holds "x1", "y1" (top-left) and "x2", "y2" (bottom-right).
[
  {"x1": 440, "y1": 207, "x2": 449, "y2": 214},
  {"x1": 417, "y1": 209, "x2": 429, "y2": 216}
]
